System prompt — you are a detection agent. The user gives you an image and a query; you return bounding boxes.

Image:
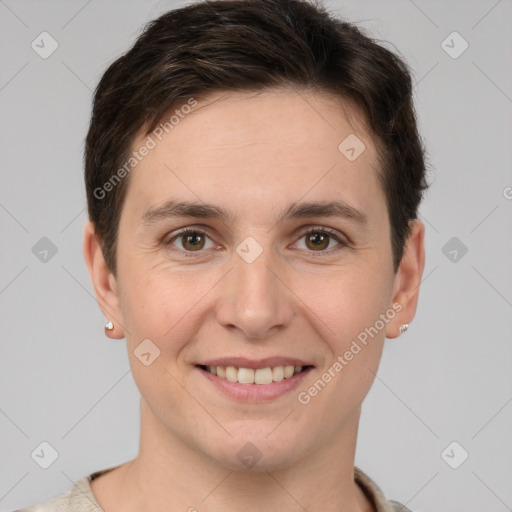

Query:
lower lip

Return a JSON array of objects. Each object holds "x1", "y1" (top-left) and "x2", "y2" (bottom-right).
[{"x1": 196, "y1": 366, "x2": 313, "y2": 402}]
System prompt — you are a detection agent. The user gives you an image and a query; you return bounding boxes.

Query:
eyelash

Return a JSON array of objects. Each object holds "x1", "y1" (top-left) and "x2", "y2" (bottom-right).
[{"x1": 163, "y1": 226, "x2": 348, "y2": 258}]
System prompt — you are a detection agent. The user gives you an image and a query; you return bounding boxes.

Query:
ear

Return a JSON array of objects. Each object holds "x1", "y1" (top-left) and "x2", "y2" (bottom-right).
[
  {"x1": 83, "y1": 221, "x2": 125, "y2": 339},
  {"x1": 385, "y1": 219, "x2": 425, "y2": 339}
]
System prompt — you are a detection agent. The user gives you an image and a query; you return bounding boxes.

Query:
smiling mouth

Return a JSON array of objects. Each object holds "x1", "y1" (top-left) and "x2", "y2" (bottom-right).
[{"x1": 196, "y1": 364, "x2": 314, "y2": 385}]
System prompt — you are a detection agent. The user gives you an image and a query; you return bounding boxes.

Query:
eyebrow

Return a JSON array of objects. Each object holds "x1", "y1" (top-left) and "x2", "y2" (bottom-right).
[{"x1": 140, "y1": 199, "x2": 368, "y2": 227}]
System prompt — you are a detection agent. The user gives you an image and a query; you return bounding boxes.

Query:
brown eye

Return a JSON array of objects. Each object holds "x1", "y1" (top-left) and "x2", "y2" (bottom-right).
[
  {"x1": 166, "y1": 228, "x2": 215, "y2": 254},
  {"x1": 294, "y1": 227, "x2": 345, "y2": 254},
  {"x1": 181, "y1": 232, "x2": 205, "y2": 251},
  {"x1": 304, "y1": 232, "x2": 330, "y2": 251}
]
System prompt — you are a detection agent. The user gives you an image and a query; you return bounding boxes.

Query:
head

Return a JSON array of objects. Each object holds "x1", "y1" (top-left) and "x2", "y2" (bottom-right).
[{"x1": 84, "y1": 0, "x2": 427, "y2": 471}]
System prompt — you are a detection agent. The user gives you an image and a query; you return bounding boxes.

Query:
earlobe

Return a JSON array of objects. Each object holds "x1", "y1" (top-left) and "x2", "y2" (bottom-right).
[
  {"x1": 83, "y1": 221, "x2": 125, "y2": 339},
  {"x1": 385, "y1": 219, "x2": 425, "y2": 339}
]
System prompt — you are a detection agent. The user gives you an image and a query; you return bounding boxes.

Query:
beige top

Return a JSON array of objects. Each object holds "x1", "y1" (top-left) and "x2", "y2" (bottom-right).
[{"x1": 16, "y1": 465, "x2": 411, "y2": 512}]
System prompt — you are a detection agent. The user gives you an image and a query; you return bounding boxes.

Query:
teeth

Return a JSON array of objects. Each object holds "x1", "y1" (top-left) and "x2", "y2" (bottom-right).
[
  {"x1": 255, "y1": 368, "x2": 273, "y2": 385},
  {"x1": 238, "y1": 367, "x2": 255, "y2": 384},
  {"x1": 272, "y1": 366, "x2": 284, "y2": 382},
  {"x1": 204, "y1": 365, "x2": 306, "y2": 385},
  {"x1": 284, "y1": 365, "x2": 295, "y2": 378},
  {"x1": 226, "y1": 366, "x2": 238, "y2": 382}
]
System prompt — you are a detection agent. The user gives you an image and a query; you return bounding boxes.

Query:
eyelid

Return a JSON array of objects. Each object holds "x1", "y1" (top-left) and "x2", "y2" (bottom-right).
[
  {"x1": 291, "y1": 225, "x2": 348, "y2": 254},
  {"x1": 294, "y1": 225, "x2": 348, "y2": 244},
  {"x1": 162, "y1": 225, "x2": 220, "y2": 255},
  {"x1": 163, "y1": 224, "x2": 349, "y2": 256}
]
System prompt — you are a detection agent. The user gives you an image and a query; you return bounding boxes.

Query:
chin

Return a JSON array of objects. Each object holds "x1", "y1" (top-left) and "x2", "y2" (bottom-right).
[{"x1": 205, "y1": 430, "x2": 307, "y2": 473}]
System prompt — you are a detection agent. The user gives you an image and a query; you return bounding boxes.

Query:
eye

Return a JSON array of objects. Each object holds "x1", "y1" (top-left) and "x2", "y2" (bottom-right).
[
  {"x1": 164, "y1": 226, "x2": 346, "y2": 257},
  {"x1": 166, "y1": 228, "x2": 217, "y2": 254},
  {"x1": 294, "y1": 227, "x2": 346, "y2": 254}
]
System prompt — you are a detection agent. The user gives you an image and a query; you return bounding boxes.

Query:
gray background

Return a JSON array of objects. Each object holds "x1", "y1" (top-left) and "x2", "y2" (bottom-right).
[{"x1": 1, "y1": 0, "x2": 511, "y2": 510}]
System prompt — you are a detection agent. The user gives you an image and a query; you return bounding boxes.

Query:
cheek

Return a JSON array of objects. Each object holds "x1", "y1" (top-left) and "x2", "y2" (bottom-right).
[
  {"x1": 119, "y1": 270, "x2": 206, "y2": 410},
  {"x1": 294, "y1": 269, "x2": 388, "y2": 421},
  {"x1": 120, "y1": 250, "x2": 393, "y2": 350},
  {"x1": 290, "y1": 262, "x2": 392, "y2": 407},
  {"x1": 291, "y1": 261, "x2": 394, "y2": 343},
  {"x1": 119, "y1": 265, "x2": 222, "y2": 351}
]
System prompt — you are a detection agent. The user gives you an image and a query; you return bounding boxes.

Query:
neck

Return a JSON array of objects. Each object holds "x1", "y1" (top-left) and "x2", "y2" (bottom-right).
[{"x1": 93, "y1": 399, "x2": 374, "y2": 512}]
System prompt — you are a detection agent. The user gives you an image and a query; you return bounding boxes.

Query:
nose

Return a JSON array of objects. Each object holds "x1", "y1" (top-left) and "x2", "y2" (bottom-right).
[{"x1": 214, "y1": 245, "x2": 295, "y2": 340}]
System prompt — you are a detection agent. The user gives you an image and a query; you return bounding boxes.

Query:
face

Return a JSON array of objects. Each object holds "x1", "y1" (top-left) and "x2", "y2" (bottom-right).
[{"x1": 89, "y1": 88, "x2": 420, "y2": 471}]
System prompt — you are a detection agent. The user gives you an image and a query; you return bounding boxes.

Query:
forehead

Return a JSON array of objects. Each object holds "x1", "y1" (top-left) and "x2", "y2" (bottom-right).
[{"x1": 125, "y1": 88, "x2": 385, "y2": 223}]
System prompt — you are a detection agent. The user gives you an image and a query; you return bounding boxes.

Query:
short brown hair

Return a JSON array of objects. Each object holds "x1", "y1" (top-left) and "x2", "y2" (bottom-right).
[{"x1": 85, "y1": 0, "x2": 429, "y2": 276}]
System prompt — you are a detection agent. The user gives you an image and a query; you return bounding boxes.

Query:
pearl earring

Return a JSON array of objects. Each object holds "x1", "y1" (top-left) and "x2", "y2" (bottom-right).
[{"x1": 105, "y1": 321, "x2": 114, "y2": 331}]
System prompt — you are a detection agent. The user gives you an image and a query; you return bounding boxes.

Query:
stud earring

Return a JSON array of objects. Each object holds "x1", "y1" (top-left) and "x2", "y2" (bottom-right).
[
  {"x1": 105, "y1": 321, "x2": 114, "y2": 331},
  {"x1": 399, "y1": 323, "x2": 409, "y2": 335}
]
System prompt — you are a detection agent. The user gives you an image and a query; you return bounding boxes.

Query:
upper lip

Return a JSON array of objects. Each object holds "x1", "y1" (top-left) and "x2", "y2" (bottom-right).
[{"x1": 198, "y1": 357, "x2": 314, "y2": 370}]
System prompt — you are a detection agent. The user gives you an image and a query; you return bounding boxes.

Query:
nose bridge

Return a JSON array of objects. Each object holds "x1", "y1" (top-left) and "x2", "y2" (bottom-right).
[
  {"x1": 235, "y1": 239, "x2": 277, "y2": 296},
  {"x1": 215, "y1": 236, "x2": 294, "y2": 338}
]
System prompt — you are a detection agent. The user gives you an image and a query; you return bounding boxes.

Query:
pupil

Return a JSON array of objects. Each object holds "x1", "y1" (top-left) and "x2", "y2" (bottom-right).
[
  {"x1": 308, "y1": 233, "x2": 328, "y2": 250},
  {"x1": 185, "y1": 233, "x2": 203, "y2": 249}
]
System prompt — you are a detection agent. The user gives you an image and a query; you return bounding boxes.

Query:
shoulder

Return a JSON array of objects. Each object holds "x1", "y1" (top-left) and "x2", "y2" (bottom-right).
[
  {"x1": 14, "y1": 468, "x2": 114, "y2": 512},
  {"x1": 388, "y1": 501, "x2": 413, "y2": 512},
  {"x1": 354, "y1": 466, "x2": 412, "y2": 512}
]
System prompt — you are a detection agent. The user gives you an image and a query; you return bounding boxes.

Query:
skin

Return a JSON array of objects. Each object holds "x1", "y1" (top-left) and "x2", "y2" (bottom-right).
[{"x1": 84, "y1": 88, "x2": 425, "y2": 512}]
